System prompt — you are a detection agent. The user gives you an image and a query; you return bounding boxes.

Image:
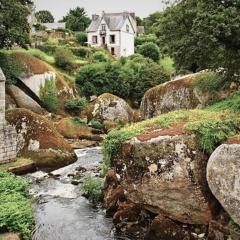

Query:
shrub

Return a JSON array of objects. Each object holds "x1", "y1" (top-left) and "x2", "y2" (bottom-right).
[
  {"x1": 137, "y1": 42, "x2": 160, "y2": 62},
  {"x1": 91, "y1": 52, "x2": 109, "y2": 63},
  {"x1": 70, "y1": 47, "x2": 91, "y2": 58},
  {"x1": 71, "y1": 117, "x2": 86, "y2": 126},
  {"x1": 135, "y1": 34, "x2": 158, "y2": 47},
  {"x1": 64, "y1": 97, "x2": 87, "y2": 114},
  {"x1": 36, "y1": 44, "x2": 57, "y2": 55},
  {"x1": 75, "y1": 32, "x2": 87, "y2": 45},
  {"x1": 81, "y1": 176, "x2": 102, "y2": 203},
  {"x1": 0, "y1": 172, "x2": 34, "y2": 240},
  {"x1": 195, "y1": 71, "x2": 226, "y2": 93},
  {"x1": 0, "y1": 52, "x2": 26, "y2": 85},
  {"x1": 54, "y1": 47, "x2": 74, "y2": 70},
  {"x1": 40, "y1": 77, "x2": 59, "y2": 113},
  {"x1": 88, "y1": 119, "x2": 104, "y2": 130}
]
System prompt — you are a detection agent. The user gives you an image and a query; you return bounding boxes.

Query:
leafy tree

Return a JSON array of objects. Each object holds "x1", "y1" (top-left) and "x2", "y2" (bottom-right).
[
  {"x1": 135, "y1": 34, "x2": 158, "y2": 47},
  {"x1": 61, "y1": 7, "x2": 91, "y2": 32},
  {"x1": 75, "y1": 32, "x2": 87, "y2": 45},
  {"x1": 54, "y1": 47, "x2": 74, "y2": 70},
  {"x1": 135, "y1": 16, "x2": 143, "y2": 26},
  {"x1": 142, "y1": 11, "x2": 163, "y2": 34},
  {"x1": 155, "y1": 0, "x2": 240, "y2": 79},
  {"x1": 137, "y1": 42, "x2": 160, "y2": 62},
  {"x1": 0, "y1": 0, "x2": 32, "y2": 48},
  {"x1": 35, "y1": 10, "x2": 54, "y2": 23}
]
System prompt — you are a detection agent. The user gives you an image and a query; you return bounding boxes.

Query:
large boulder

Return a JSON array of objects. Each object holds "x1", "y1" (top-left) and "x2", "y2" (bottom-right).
[
  {"x1": 140, "y1": 74, "x2": 210, "y2": 119},
  {"x1": 207, "y1": 136, "x2": 240, "y2": 225},
  {"x1": 109, "y1": 124, "x2": 215, "y2": 224},
  {"x1": 6, "y1": 108, "x2": 77, "y2": 171},
  {"x1": 87, "y1": 93, "x2": 133, "y2": 123}
]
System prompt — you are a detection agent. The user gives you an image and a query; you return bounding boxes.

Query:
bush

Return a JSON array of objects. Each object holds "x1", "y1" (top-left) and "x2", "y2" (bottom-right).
[
  {"x1": 54, "y1": 47, "x2": 74, "y2": 70},
  {"x1": 76, "y1": 57, "x2": 168, "y2": 102},
  {"x1": 40, "y1": 77, "x2": 59, "y2": 113},
  {"x1": 195, "y1": 71, "x2": 226, "y2": 92},
  {"x1": 135, "y1": 34, "x2": 158, "y2": 47},
  {"x1": 70, "y1": 47, "x2": 91, "y2": 58},
  {"x1": 88, "y1": 119, "x2": 104, "y2": 129},
  {"x1": 75, "y1": 32, "x2": 87, "y2": 45},
  {"x1": 0, "y1": 172, "x2": 34, "y2": 240},
  {"x1": 36, "y1": 44, "x2": 57, "y2": 55},
  {"x1": 64, "y1": 97, "x2": 87, "y2": 114},
  {"x1": 81, "y1": 176, "x2": 102, "y2": 203},
  {"x1": 137, "y1": 42, "x2": 160, "y2": 62},
  {"x1": 91, "y1": 52, "x2": 109, "y2": 63},
  {"x1": 0, "y1": 52, "x2": 26, "y2": 85}
]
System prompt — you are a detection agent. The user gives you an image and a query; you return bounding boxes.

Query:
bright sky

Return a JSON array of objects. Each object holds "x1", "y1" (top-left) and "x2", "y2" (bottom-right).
[{"x1": 34, "y1": 0, "x2": 166, "y2": 21}]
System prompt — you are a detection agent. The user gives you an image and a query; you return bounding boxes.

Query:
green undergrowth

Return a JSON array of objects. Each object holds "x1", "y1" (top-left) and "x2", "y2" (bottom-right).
[
  {"x1": 206, "y1": 94, "x2": 240, "y2": 112},
  {"x1": 102, "y1": 109, "x2": 240, "y2": 169},
  {"x1": 0, "y1": 172, "x2": 34, "y2": 240}
]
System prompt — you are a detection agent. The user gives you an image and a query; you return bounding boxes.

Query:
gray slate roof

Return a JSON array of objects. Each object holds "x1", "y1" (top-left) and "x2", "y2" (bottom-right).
[{"x1": 86, "y1": 12, "x2": 136, "y2": 32}]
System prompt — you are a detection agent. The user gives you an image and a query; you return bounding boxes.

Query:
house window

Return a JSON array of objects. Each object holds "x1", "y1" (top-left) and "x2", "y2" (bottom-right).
[
  {"x1": 92, "y1": 35, "x2": 98, "y2": 44},
  {"x1": 101, "y1": 24, "x2": 106, "y2": 31},
  {"x1": 110, "y1": 35, "x2": 115, "y2": 44},
  {"x1": 111, "y1": 47, "x2": 115, "y2": 55},
  {"x1": 126, "y1": 24, "x2": 129, "y2": 32}
]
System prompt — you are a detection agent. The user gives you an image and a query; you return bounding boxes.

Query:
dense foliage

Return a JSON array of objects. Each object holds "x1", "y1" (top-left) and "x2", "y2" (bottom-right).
[
  {"x1": 76, "y1": 56, "x2": 168, "y2": 102},
  {"x1": 0, "y1": 52, "x2": 26, "y2": 84},
  {"x1": 35, "y1": 10, "x2": 54, "y2": 23},
  {"x1": 54, "y1": 47, "x2": 74, "y2": 70},
  {"x1": 40, "y1": 77, "x2": 58, "y2": 113},
  {"x1": 0, "y1": 172, "x2": 34, "y2": 240},
  {"x1": 135, "y1": 34, "x2": 158, "y2": 47},
  {"x1": 75, "y1": 32, "x2": 87, "y2": 45},
  {"x1": 64, "y1": 97, "x2": 87, "y2": 114},
  {"x1": 0, "y1": 0, "x2": 32, "y2": 48},
  {"x1": 61, "y1": 7, "x2": 91, "y2": 32},
  {"x1": 155, "y1": 0, "x2": 240, "y2": 79},
  {"x1": 91, "y1": 52, "x2": 110, "y2": 63},
  {"x1": 137, "y1": 42, "x2": 160, "y2": 62}
]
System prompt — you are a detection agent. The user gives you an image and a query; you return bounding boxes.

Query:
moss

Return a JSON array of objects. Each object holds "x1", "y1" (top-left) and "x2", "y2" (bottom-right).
[
  {"x1": 0, "y1": 158, "x2": 33, "y2": 172},
  {"x1": 102, "y1": 109, "x2": 240, "y2": 168}
]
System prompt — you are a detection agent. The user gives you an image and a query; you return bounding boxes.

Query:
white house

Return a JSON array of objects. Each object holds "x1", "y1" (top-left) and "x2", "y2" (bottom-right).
[{"x1": 86, "y1": 11, "x2": 137, "y2": 57}]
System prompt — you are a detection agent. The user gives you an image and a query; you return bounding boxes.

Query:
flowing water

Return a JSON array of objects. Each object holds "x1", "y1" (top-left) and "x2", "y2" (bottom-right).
[{"x1": 29, "y1": 147, "x2": 129, "y2": 240}]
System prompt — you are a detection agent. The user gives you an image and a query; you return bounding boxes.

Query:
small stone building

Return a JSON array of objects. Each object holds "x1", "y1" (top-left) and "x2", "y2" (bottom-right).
[{"x1": 0, "y1": 68, "x2": 17, "y2": 164}]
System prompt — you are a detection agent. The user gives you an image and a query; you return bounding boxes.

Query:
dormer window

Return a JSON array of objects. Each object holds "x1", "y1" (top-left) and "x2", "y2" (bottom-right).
[
  {"x1": 126, "y1": 24, "x2": 129, "y2": 32},
  {"x1": 101, "y1": 24, "x2": 106, "y2": 31}
]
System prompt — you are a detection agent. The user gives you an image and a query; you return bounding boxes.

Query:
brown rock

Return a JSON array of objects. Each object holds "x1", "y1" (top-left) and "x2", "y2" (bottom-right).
[
  {"x1": 144, "y1": 214, "x2": 195, "y2": 240},
  {"x1": 0, "y1": 233, "x2": 21, "y2": 240},
  {"x1": 207, "y1": 220, "x2": 230, "y2": 240}
]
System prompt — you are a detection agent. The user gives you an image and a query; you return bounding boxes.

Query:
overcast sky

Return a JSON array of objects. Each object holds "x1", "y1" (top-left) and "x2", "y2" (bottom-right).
[{"x1": 34, "y1": 0, "x2": 166, "y2": 21}]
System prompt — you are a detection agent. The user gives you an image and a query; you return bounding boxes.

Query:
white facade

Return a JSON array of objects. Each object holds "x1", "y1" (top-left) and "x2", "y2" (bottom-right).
[{"x1": 87, "y1": 12, "x2": 136, "y2": 58}]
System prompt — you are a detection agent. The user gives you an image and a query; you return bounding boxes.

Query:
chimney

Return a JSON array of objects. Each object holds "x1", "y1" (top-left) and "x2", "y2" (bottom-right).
[
  {"x1": 92, "y1": 14, "x2": 99, "y2": 21},
  {"x1": 130, "y1": 12, "x2": 136, "y2": 19}
]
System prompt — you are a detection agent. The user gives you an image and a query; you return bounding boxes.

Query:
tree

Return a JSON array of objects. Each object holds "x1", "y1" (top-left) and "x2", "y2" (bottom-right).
[
  {"x1": 75, "y1": 32, "x2": 87, "y2": 45},
  {"x1": 155, "y1": 0, "x2": 240, "y2": 79},
  {"x1": 0, "y1": 0, "x2": 32, "y2": 48},
  {"x1": 137, "y1": 42, "x2": 160, "y2": 62},
  {"x1": 61, "y1": 7, "x2": 91, "y2": 32},
  {"x1": 35, "y1": 10, "x2": 54, "y2": 23},
  {"x1": 142, "y1": 11, "x2": 163, "y2": 34}
]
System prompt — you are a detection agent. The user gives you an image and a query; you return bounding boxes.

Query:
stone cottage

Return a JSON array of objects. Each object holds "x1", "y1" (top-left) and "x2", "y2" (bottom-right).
[
  {"x1": 86, "y1": 11, "x2": 138, "y2": 57},
  {"x1": 0, "y1": 68, "x2": 17, "y2": 164}
]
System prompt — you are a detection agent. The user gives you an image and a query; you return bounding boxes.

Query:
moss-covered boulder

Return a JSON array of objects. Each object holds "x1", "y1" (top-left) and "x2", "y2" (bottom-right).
[
  {"x1": 103, "y1": 110, "x2": 240, "y2": 224},
  {"x1": 55, "y1": 117, "x2": 92, "y2": 139},
  {"x1": 87, "y1": 93, "x2": 134, "y2": 123},
  {"x1": 140, "y1": 74, "x2": 210, "y2": 119},
  {"x1": 6, "y1": 108, "x2": 77, "y2": 171},
  {"x1": 207, "y1": 135, "x2": 240, "y2": 225}
]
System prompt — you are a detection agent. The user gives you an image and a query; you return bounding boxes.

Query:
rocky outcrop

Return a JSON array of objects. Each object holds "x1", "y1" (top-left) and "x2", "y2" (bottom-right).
[
  {"x1": 110, "y1": 126, "x2": 216, "y2": 224},
  {"x1": 88, "y1": 93, "x2": 133, "y2": 123},
  {"x1": 6, "y1": 108, "x2": 77, "y2": 171},
  {"x1": 207, "y1": 138, "x2": 240, "y2": 225},
  {"x1": 140, "y1": 74, "x2": 210, "y2": 119}
]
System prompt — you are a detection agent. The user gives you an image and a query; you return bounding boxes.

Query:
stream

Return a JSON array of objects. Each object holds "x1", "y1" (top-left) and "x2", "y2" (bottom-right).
[{"x1": 28, "y1": 147, "x2": 129, "y2": 240}]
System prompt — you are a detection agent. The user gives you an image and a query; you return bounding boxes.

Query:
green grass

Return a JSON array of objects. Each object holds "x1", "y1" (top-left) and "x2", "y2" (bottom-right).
[
  {"x1": 0, "y1": 158, "x2": 33, "y2": 172},
  {"x1": 0, "y1": 172, "x2": 34, "y2": 240},
  {"x1": 102, "y1": 109, "x2": 240, "y2": 169},
  {"x1": 206, "y1": 94, "x2": 240, "y2": 112},
  {"x1": 159, "y1": 56, "x2": 175, "y2": 76}
]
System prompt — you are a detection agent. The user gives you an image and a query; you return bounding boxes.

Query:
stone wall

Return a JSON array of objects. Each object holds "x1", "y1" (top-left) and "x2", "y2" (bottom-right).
[{"x1": 0, "y1": 68, "x2": 17, "y2": 164}]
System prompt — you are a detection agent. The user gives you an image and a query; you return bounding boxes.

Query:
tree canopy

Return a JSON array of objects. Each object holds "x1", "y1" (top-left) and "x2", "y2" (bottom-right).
[
  {"x1": 61, "y1": 7, "x2": 91, "y2": 32},
  {"x1": 0, "y1": 0, "x2": 32, "y2": 48},
  {"x1": 35, "y1": 10, "x2": 54, "y2": 23},
  {"x1": 155, "y1": 0, "x2": 240, "y2": 79}
]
